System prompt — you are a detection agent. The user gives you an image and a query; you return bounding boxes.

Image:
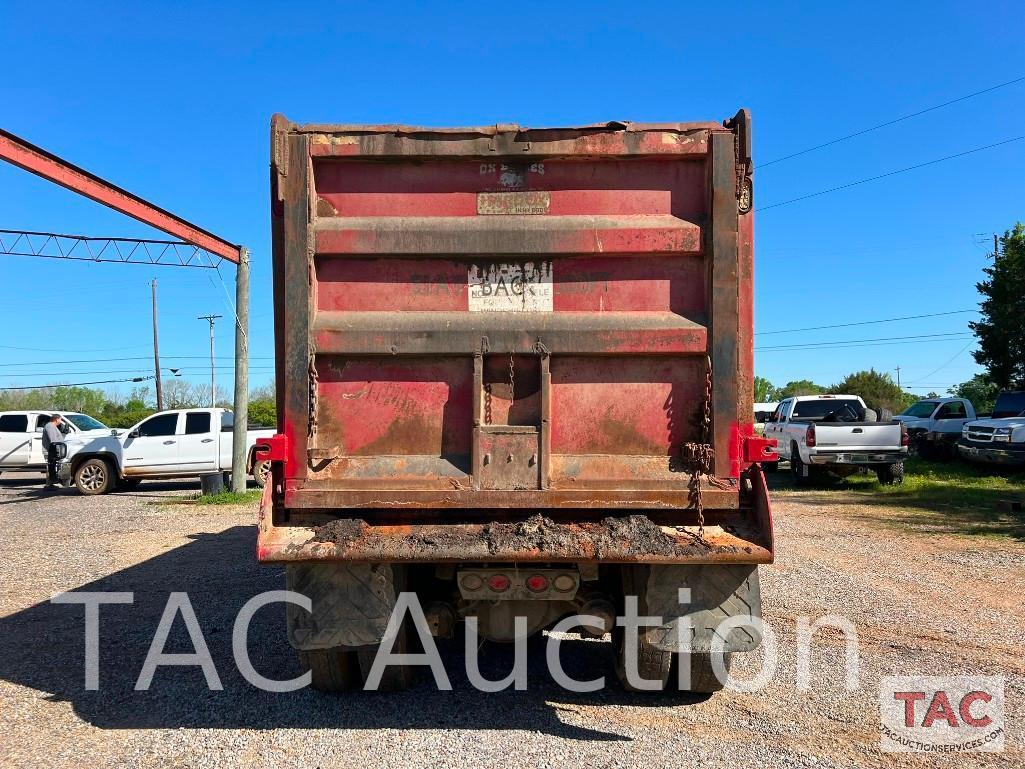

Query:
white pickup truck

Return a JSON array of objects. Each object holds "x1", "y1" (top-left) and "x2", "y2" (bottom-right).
[
  {"x1": 957, "y1": 391, "x2": 1025, "y2": 467},
  {"x1": 893, "y1": 397, "x2": 977, "y2": 460},
  {"x1": 0, "y1": 411, "x2": 111, "y2": 475},
  {"x1": 57, "y1": 407, "x2": 275, "y2": 494},
  {"x1": 763, "y1": 394, "x2": 909, "y2": 485}
]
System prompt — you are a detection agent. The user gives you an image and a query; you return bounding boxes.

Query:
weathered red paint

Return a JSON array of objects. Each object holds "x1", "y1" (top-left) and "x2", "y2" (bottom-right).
[{"x1": 265, "y1": 112, "x2": 764, "y2": 564}]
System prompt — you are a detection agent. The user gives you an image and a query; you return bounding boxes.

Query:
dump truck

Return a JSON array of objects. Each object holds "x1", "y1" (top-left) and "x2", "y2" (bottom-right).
[{"x1": 254, "y1": 111, "x2": 777, "y2": 693}]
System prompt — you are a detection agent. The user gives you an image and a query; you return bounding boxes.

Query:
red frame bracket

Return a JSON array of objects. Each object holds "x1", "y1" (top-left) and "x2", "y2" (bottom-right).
[
  {"x1": 744, "y1": 435, "x2": 778, "y2": 463},
  {"x1": 253, "y1": 434, "x2": 289, "y2": 464}
]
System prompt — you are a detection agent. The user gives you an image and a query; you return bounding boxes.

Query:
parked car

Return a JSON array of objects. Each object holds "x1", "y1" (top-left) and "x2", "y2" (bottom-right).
[
  {"x1": 0, "y1": 411, "x2": 111, "y2": 476},
  {"x1": 57, "y1": 408, "x2": 275, "y2": 494},
  {"x1": 763, "y1": 394, "x2": 909, "y2": 484},
  {"x1": 893, "y1": 397, "x2": 977, "y2": 460},
  {"x1": 956, "y1": 391, "x2": 1025, "y2": 467}
]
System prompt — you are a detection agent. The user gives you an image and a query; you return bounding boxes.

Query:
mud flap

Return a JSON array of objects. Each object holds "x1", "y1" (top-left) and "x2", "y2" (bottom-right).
[
  {"x1": 642, "y1": 564, "x2": 762, "y2": 653},
  {"x1": 285, "y1": 562, "x2": 396, "y2": 650}
]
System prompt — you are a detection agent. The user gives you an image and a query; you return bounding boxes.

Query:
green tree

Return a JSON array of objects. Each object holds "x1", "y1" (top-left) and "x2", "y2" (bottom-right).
[
  {"x1": 970, "y1": 222, "x2": 1025, "y2": 389},
  {"x1": 831, "y1": 369, "x2": 915, "y2": 414},
  {"x1": 249, "y1": 397, "x2": 277, "y2": 427},
  {"x1": 753, "y1": 376, "x2": 778, "y2": 402},
  {"x1": 776, "y1": 379, "x2": 826, "y2": 398},
  {"x1": 949, "y1": 373, "x2": 1000, "y2": 414}
]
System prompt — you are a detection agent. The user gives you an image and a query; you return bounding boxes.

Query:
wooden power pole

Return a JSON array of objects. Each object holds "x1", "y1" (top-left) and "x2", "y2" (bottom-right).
[
  {"x1": 230, "y1": 247, "x2": 250, "y2": 492},
  {"x1": 197, "y1": 314, "x2": 222, "y2": 407},
  {"x1": 151, "y1": 279, "x2": 164, "y2": 410}
]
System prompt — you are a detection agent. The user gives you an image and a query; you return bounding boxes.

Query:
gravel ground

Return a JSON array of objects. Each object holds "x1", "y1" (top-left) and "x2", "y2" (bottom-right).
[{"x1": 0, "y1": 470, "x2": 1022, "y2": 768}]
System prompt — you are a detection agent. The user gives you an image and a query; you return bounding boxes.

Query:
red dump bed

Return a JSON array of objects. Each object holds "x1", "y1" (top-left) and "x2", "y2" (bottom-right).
[{"x1": 258, "y1": 112, "x2": 774, "y2": 564}]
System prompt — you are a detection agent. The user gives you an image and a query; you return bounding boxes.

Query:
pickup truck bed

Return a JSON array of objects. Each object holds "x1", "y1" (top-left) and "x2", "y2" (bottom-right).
[{"x1": 764, "y1": 395, "x2": 908, "y2": 484}]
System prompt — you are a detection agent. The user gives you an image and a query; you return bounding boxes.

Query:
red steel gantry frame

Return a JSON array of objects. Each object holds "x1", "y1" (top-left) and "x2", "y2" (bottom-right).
[{"x1": 0, "y1": 126, "x2": 252, "y2": 491}]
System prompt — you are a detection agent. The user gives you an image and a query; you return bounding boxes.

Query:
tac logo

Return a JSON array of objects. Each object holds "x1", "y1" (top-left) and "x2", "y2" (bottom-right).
[{"x1": 879, "y1": 675, "x2": 1005, "y2": 752}]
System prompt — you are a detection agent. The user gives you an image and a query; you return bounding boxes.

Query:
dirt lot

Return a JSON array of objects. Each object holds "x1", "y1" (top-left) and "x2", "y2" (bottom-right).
[{"x1": 0, "y1": 470, "x2": 1022, "y2": 769}]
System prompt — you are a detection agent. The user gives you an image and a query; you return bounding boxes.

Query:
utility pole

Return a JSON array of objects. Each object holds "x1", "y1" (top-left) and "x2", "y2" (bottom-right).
[
  {"x1": 994, "y1": 233, "x2": 1000, "y2": 261},
  {"x1": 895, "y1": 366, "x2": 901, "y2": 389},
  {"x1": 197, "y1": 314, "x2": 222, "y2": 407},
  {"x1": 151, "y1": 279, "x2": 163, "y2": 411},
  {"x1": 230, "y1": 247, "x2": 250, "y2": 492}
]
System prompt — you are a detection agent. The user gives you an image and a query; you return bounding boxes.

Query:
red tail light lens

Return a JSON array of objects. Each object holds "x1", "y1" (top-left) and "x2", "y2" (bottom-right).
[
  {"x1": 487, "y1": 574, "x2": 511, "y2": 592},
  {"x1": 901, "y1": 425, "x2": 909, "y2": 447},
  {"x1": 806, "y1": 424, "x2": 816, "y2": 447},
  {"x1": 525, "y1": 574, "x2": 549, "y2": 593}
]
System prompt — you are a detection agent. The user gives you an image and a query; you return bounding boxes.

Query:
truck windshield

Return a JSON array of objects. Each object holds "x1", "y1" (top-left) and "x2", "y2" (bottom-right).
[
  {"x1": 64, "y1": 414, "x2": 108, "y2": 431},
  {"x1": 901, "y1": 401, "x2": 938, "y2": 418},
  {"x1": 992, "y1": 392, "x2": 1025, "y2": 419},
  {"x1": 791, "y1": 399, "x2": 864, "y2": 421}
]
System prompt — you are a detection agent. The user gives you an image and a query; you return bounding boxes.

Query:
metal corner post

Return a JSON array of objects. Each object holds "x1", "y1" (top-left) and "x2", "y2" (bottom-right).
[{"x1": 231, "y1": 246, "x2": 251, "y2": 492}]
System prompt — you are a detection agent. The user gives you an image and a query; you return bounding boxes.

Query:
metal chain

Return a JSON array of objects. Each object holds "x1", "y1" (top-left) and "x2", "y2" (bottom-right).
[
  {"x1": 307, "y1": 351, "x2": 319, "y2": 439},
  {"x1": 682, "y1": 355, "x2": 714, "y2": 538},
  {"x1": 484, "y1": 383, "x2": 493, "y2": 425},
  {"x1": 508, "y1": 353, "x2": 516, "y2": 406}
]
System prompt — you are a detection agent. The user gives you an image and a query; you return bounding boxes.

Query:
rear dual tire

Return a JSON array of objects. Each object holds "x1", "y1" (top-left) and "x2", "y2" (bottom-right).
[
  {"x1": 613, "y1": 566, "x2": 731, "y2": 695},
  {"x1": 298, "y1": 623, "x2": 415, "y2": 693},
  {"x1": 613, "y1": 627, "x2": 731, "y2": 694}
]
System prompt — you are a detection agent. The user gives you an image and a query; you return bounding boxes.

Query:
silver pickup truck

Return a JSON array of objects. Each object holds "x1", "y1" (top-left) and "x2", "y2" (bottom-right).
[{"x1": 763, "y1": 394, "x2": 909, "y2": 485}]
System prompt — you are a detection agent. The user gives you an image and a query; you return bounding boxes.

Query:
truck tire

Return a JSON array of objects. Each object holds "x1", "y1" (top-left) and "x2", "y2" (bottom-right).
[
  {"x1": 252, "y1": 459, "x2": 271, "y2": 488},
  {"x1": 613, "y1": 625, "x2": 673, "y2": 691},
  {"x1": 678, "y1": 652, "x2": 732, "y2": 694},
  {"x1": 790, "y1": 444, "x2": 813, "y2": 486},
  {"x1": 875, "y1": 462, "x2": 905, "y2": 486},
  {"x1": 356, "y1": 629, "x2": 415, "y2": 692},
  {"x1": 613, "y1": 629, "x2": 734, "y2": 694},
  {"x1": 74, "y1": 458, "x2": 115, "y2": 495},
  {"x1": 298, "y1": 647, "x2": 361, "y2": 692},
  {"x1": 352, "y1": 564, "x2": 413, "y2": 691}
]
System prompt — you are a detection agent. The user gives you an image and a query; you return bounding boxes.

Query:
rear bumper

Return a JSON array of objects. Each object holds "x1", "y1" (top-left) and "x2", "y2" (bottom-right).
[
  {"x1": 808, "y1": 450, "x2": 906, "y2": 465},
  {"x1": 256, "y1": 467, "x2": 774, "y2": 566},
  {"x1": 957, "y1": 441, "x2": 1025, "y2": 466}
]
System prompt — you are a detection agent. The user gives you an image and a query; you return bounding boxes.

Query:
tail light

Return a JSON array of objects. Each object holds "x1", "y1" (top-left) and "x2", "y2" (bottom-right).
[
  {"x1": 525, "y1": 574, "x2": 549, "y2": 593},
  {"x1": 901, "y1": 425, "x2": 909, "y2": 447},
  {"x1": 805, "y1": 424, "x2": 816, "y2": 447},
  {"x1": 487, "y1": 574, "x2": 511, "y2": 593}
]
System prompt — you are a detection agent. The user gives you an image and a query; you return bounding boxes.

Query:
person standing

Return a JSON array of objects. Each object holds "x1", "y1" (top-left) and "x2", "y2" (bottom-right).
[{"x1": 41, "y1": 413, "x2": 65, "y2": 488}]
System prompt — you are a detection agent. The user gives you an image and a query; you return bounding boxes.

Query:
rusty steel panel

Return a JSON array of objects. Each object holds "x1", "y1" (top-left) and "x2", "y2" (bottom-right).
[{"x1": 267, "y1": 114, "x2": 763, "y2": 565}]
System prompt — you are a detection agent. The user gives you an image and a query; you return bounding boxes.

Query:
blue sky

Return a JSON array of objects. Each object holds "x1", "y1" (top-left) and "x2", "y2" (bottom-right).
[{"x1": 1, "y1": 1, "x2": 1022, "y2": 398}]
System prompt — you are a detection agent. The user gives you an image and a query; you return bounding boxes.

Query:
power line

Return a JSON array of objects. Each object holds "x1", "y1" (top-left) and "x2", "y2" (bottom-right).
[
  {"x1": 757, "y1": 74, "x2": 1025, "y2": 168},
  {"x1": 0, "y1": 367, "x2": 277, "y2": 378},
  {"x1": 0, "y1": 355, "x2": 273, "y2": 368},
  {"x1": 0, "y1": 343, "x2": 152, "y2": 352},
  {"x1": 756, "y1": 332, "x2": 972, "y2": 351},
  {"x1": 756, "y1": 309, "x2": 977, "y2": 335},
  {"x1": 905, "y1": 341, "x2": 973, "y2": 384},
  {"x1": 760, "y1": 135, "x2": 1025, "y2": 211},
  {"x1": 0, "y1": 376, "x2": 153, "y2": 391}
]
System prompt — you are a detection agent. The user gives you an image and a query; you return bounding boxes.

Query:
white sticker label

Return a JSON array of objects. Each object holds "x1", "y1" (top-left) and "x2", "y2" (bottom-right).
[{"x1": 468, "y1": 262, "x2": 553, "y2": 312}]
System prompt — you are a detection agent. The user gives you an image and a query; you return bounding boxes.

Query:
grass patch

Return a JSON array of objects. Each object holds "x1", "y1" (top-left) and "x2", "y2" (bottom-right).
[
  {"x1": 153, "y1": 489, "x2": 262, "y2": 506},
  {"x1": 191, "y1": 489, "x2": 262, "y2": 505},
  {"x1": 770, "y1": 458, "x2": 1025, "y2": 540}
]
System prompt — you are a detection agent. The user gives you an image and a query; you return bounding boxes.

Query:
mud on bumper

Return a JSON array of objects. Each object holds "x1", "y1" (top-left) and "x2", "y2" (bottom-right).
[{"x1": 256, "y1": 467, "x2": 774, "y2": 565}]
